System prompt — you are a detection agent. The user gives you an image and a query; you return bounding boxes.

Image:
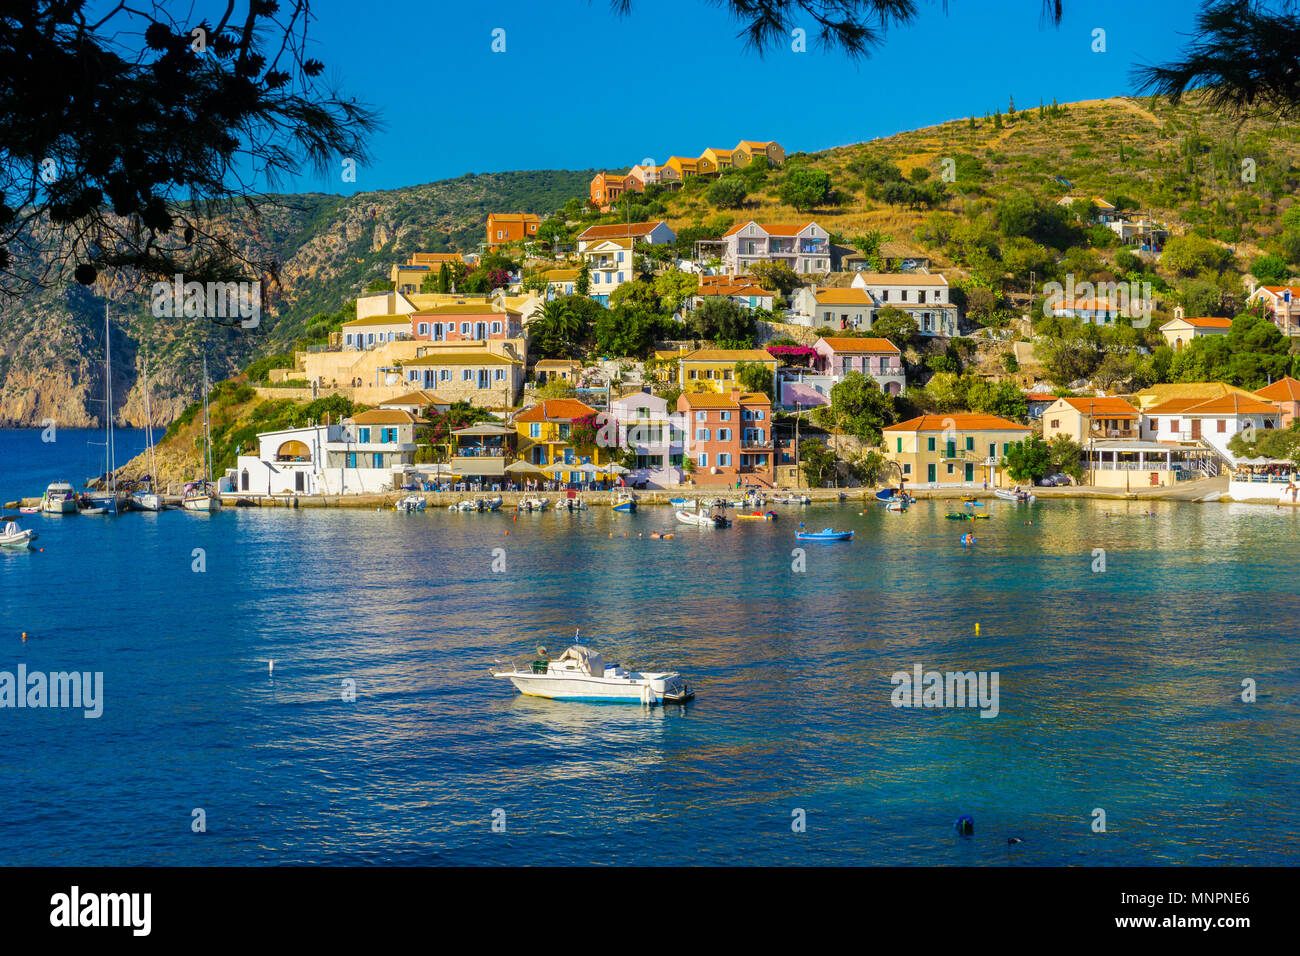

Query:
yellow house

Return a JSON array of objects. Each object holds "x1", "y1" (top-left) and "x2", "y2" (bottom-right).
[
  {"x1": 678, "y1": 348, "x2": 777, "y2": 394},
  {"x1": 663, "y1": 156, "x2": 701, "y2": 181},
  {"x1": 698, "y1": 148, "x2": 735, "y2": 174},
  {"x1": 882, "y1": 414, "x2": 1032, "y2": 488},
  {"x1": 1041, "y1": 396, "x2": 1140, "y2": 443},
  {"x1": 340, "y1": 314, "x2": 411, "y2": 349},
  {"x1": 732, "y1": 140, "x2": 786, "y2": 167},
  {"x1": 513, "y1": 398, "x2": 611, "y2": 480}
]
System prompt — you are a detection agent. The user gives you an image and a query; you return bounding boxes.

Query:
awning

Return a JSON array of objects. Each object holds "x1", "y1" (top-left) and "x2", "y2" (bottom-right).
[
  {"x1": 452, "y1": 423, "x2": 515, "y2": 436},
  {"x1": 505, "y1": 460, "x2": 547, "y2": 475}
]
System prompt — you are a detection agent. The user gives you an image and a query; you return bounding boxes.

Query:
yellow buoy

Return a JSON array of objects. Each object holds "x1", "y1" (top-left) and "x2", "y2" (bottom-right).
[{"x1": 975, "y1": 622, "x2": 981, "y2": 636}]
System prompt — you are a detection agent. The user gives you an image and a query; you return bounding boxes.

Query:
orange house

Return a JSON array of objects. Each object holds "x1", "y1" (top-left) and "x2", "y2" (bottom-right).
[
  {"x1": 678, "y1": 389, "x2": 776, "y2": 488},
  {"x1": 589, "y1": 172, "x2": 628, "y2": 211},
  {"x1": 1256, "y1": 376, "x2": 1300, "y2": 426},
  {"x1": 486, "y1": 213, "x2": 540, "y2": 250}
]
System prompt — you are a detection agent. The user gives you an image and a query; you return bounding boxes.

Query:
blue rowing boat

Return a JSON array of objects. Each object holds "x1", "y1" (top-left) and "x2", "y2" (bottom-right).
[{"x1": 795, "y1": 528, "x2": 853, "y2": 541}]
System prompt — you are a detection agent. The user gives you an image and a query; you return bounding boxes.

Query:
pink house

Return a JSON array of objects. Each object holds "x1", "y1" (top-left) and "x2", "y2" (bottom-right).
[
  {"x1": 812, "y1": 336, "x2": 905, "y2": 395},
  {"x1": 411, "y1": 305, "x2": 522, "y2": 342}
]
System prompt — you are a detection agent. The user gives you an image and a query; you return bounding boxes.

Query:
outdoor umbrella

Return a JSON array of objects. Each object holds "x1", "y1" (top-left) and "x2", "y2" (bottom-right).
[{"x1": 505, "y1": 461, "x2": 547, "y2": 476}]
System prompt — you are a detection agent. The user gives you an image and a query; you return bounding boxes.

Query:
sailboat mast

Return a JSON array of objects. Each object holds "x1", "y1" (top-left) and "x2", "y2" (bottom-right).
[
  {"x1": 104, "y1": 303, "x2": 115, "y2": 494},
  {"x1": 202, "y1": 356, "x2": 213, "y2": 484},
  {"x1": 142, "y1": 344, "x2": 157, "y2": 482}
]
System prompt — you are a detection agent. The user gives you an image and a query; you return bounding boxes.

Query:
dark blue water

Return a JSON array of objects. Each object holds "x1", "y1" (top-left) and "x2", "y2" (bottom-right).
[{"x1": 1, "y1": 428, "x2": 1298, "y2": 865}]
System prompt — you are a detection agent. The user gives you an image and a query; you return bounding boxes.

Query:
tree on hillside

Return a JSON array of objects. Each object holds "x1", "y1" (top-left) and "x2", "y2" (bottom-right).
[
  {"x1": 1, "y1": 1, "x2": 379, "y2": 299},
  {"x1": 576, "y1": 259, "x2": 591, "y2": 296},
  {"x1": 690, "y1": 296, "x2": 756, "y2": 344},
  {"x1": 653, "y1": 271, "x2": 700, "y2": 314},
  {"x1": 734, "y1": 361, "x2": 774, "y2": 397},
  {"x1": 799, "y1": 440, "x2": 838, "y2": 487},
  {"x1": 814, "y1": 371, "x2": 896, "y2": 444},
  {"x1": 1162, "y1": 235, "x2": 1237, "y2": 276},
  {"x1": 530, "y1": 296, "x2": 596, "y2": 358},
  {"x1": 779, "y1": 167, "x2": 833, "y2": 211},
  {"x1": 437, "y1": 262, "x2": 452, "y2": 293},
  {"x1": 747, "y1": 260, "x2": 801, "y2": 298},
  {"x1": 870, "y1": 306, "x2": 920, "y2": 348},
  {"x1": 966, "y1": 379, "x2": 1028, "y2": 421},
  {"x1": 609, "y1": 280, "x2": 659, "y2": 311},
  {"x1": 707, "y1": 175, "x2": 748, "y2": 209}
]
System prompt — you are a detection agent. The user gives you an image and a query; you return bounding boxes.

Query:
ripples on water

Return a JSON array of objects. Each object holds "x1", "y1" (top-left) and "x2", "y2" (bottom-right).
[{"x1": 1, "y1": 429, "x2": 1298, "y2": 865}]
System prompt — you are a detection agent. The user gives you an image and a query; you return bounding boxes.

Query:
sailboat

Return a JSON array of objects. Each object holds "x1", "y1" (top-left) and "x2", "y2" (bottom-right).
[
  {"x1": 182, "y1": 355, "x2": 222, "y2": 513},
  {"x1": 86, "y1": 304, "x2": 128, "y2": 515},
  {"x1": 130, "y1": 345, "x2": 164, "y2": 511}
]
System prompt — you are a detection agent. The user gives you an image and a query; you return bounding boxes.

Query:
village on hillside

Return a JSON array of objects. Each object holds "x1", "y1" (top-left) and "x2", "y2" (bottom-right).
[{"x1": 195, "y1": 133, "x2": 1300, "y2": 506}]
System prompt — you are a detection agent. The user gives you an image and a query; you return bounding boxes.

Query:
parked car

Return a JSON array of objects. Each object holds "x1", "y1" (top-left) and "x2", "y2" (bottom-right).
[{"x1": 1037, "y1": 473, "x2": 1071, "y2": 487}]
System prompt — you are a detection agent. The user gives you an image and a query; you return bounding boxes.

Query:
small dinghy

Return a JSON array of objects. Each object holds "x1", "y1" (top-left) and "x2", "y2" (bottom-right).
[
  {"x1": 885, "y1": 498, "x2": 907, "y2": 512},
  {"x1": 668, "y1": 497, "x2": 695, "y2": 509},
  {"x1": 773, "y1": 493, "x2": 811, "y2": 505},
  {"x1": 491, "y1": 642, "x2": 694, "y2": 705},
  {"x1": 395, "y1": 494, "x2": 426, "y2": 513},
  {"x1": 517, "y1": 497, "x2": 549, "y2": 512},
  {"x1": 0, "y1": 515, "x2": 37, "y2": 549},
  {"x1": 994, "y1": 488, "x2": 1035, "y2": 502},
  {"x1": 612, "y1": 491, "x2": 637, "y2": 513},
  {"x1": 795, "y1": 527, "x2": 853, "y2": 541},
  {"x1": 735, "y1": 510, "x2": 778, "y2": 521}
]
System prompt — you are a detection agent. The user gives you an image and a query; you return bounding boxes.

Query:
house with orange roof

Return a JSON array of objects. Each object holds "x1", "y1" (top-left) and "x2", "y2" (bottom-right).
[
  {"x1": 589, "y1": 172, "x2": 628, "y2": 211},
  {"x1": 691, "y1": 275, "x2": 775, "y2": 311},
  {"x1": 698, "y1": 148, "x2": 735, "y2": 175},
  {"x1": 678, "y1": 389, "x2": 776, "y2": 487},
  {"x1": 1142, "y1": 393, "x2": 1279, "y2": 462},
  {"x1": 1255, "y1": 376, "x2": 1300, "y2": 426},
  {"x1": 812, "y1": 336, "x2": 904, "y2": 395},
  {"x1": 677, "y1": 348, "x2": 777, "y2": 395},
  {"x1": 1246, "y1": 284, "x2": 1300, "y2": 335},
  {"x1": 512, "y1": 398, "x2": 610, "y2": 476},
  {"x1": 661, "y1": 156, "x2": 701, "y2": 182},
  {"x1": 1159, "y1": 310, "x2": 1233, "y2": 350},
  {"x1": 882, "y1": 414, "x2": 1031, "y2": 488},
  {"x1": 1041, "y1": 396, "x2": 1141, "y2": 444},
  {"x1": 389, "y1": 253, "x2": 466, "y2": 294},
  {"x1": 793, "y1": 274, "x2": 958, "y2": 337},
  {"x1": 625, "y1": 163, "x2": 660, "y2": 191},
  {"x1": 486, "y1": 213, "x2": 540, "y2": 250},
  {"x1": 721, "y1": 220, "x2": 830, "y2": 275},
  {"x1": 732, "y1": 140, "x2": 785, "y2": 167},
  {"x1": 575, "y1": 220, "x2": 675, "y2": 252}
]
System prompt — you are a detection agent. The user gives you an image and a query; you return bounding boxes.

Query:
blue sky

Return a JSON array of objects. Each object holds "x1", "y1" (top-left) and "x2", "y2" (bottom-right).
[{"x1": 295, "y1": 0, "x2": 1202, "y2": 193}]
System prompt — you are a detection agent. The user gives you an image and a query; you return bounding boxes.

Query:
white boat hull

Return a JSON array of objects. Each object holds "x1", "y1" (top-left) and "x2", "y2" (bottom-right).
[
  {"x1": 502, "y1": 671, "x2": 689, "y2": 704},
  {"x1": 0, "y1": 529, "x2": 36, "y2": 548},
  {"x1": 182, "y1": 495, "x2": 221, "y2": 512},
  {"x1": 131, "y1": 492, "x2": 163, "y2": 512}
]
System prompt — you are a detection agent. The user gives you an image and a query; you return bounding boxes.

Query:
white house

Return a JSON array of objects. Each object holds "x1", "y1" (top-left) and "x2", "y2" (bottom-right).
[
  {"x1": 575, "y1": 221, "x2": 676, "y2": 253},
  {"x1": 1141, "y1": 394, "x2": 1279, "y2": 464},
  {"x1": 720, "y1": 221, "x2": 830, "y2": 275},
  {"x1": 228, "y1": 410, "x2": 420, "y2": 496},
  {"x1": 1159, "y1": 313, "x2": 1232, "y2": 350}
]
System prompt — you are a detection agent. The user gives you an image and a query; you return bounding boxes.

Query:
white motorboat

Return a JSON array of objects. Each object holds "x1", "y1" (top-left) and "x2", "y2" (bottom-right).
[
  {"x1": 0, "y1": 515, "x2": 37, "y2": 549},
  {"x1": 491, "y1": 644, "x2": 694, "y2": 705},
  {"x1": 994, "y1": 488, "x2": 1034, "y2": 502},
  {"x1": 517, "y1": 497, "x2": 549, "y2": 512},
  {"x1": 668, "y1": 497, "x2": 696, "y2": 510},
  {"x1": 478, "y1": 495, "x2": 503, "y2": 512},
  {"x1": 41, "y1": 481, "x2": 78, "y2": 514},
  {"x1": 395, "y1": 494, "x2": 426, "y2": 513},
  {"x1": 772, "y1": 494, "x2": 811, "y2": 505},
  {"x1": 675, "y1": 508, "x2": 729, "y2": 528}
]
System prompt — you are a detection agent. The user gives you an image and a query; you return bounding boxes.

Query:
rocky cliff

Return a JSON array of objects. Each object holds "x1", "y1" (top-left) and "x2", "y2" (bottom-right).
[{"x1": 0, "y1": 170, "x2": 595, "y2": 427}]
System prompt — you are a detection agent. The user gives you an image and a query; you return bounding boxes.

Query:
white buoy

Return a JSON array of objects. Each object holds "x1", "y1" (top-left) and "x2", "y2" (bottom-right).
[{"x1": 268, "y1": 659, "x2": 274, "y2": 676}]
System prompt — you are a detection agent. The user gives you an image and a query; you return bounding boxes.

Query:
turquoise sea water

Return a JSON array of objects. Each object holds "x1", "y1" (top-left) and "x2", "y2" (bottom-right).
[{"x1": 1, "y1": 427, "x2": 1298, "y2": 865}]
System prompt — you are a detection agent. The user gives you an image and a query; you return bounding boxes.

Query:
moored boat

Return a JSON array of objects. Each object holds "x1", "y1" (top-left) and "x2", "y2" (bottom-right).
[
  {"x1": 41, "y1": 482, "x2": 78, "y2": 514},
  {"x1": 490, "y1": 644, "x2": 694, "y2": 705},
  {"x1": 675, "y1": 508, "x2": 729, "y2": 527},
  {"x1": 182, "y1": 482, "x2": 221, "y2": 512},
  {"x1": 612, "y1": 490, "x2": 637, "y2": 513},
  {"x1": 994, "y1": 488, "x2": 1035, "y2": 502},
  {"x1": 395, "y1": 494, "x2": 426, "y2": 513},
  {"x1": 0, "y1": 515, "x2": 37, "y2": 549},
  {"x1": 735, "y1": 510, "x2": 778, "y2": 521},
  {"x1": 795, "y1": 527, "x2": 853, "y2": 541}
]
